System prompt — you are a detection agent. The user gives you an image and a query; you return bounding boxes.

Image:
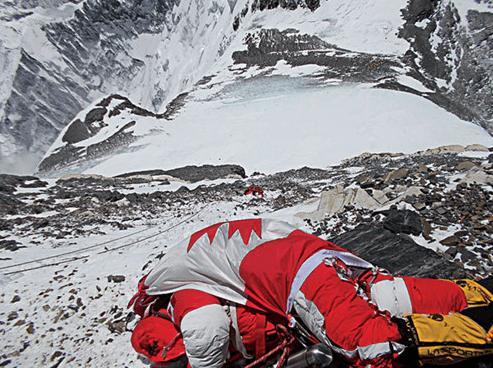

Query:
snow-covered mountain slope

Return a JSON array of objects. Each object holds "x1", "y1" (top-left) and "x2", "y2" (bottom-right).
[
  {"x1": 37, "y1": 94, "x2": 169, "y2": 173},
  {"x1": 0, "y1": 0, "x2": 248, "y2": 173},
  {"x1": 1, "y1": 146, "x2": 492, "y2": 367},
  {"x1": 40, "y1": 74, "x2": 493, "y2": 176},
  {"x1": 2, "y1": 0, "x2": 493, "y2": 174}
]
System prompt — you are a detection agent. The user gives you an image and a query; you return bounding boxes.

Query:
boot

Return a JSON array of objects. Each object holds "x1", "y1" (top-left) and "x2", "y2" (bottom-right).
[
  {"x1": 454, "y1": 279, "x2": 493, "y2": 307},
  {"x1": 400, "y1": 305, "x2": 493, "y2": 366}
]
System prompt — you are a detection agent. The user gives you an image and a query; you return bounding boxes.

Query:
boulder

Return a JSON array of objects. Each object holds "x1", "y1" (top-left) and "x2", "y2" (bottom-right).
[
  {"x1": 424, "y1": 145, "x2": 465, "y2": 154},
  {"x1": 384, "y1": 168, "x2": 409, "y2": 183},
  {"x1": 465, "y1": 144, "x2": 489, "y2": 152},
  {"x1": 0, "y1": 193, "x2": 23, "y2": 215},
  {"x1": 332, "y1": 224, "x2": 466, "y2": 278},
  {"x1": 0, "y1": 240, "x2": 25, "y2": 251},
  {"x1": 116, "y1": 164, "x2": 247, "y2": 183},
  {"x1": 460, "y1": 169, "x2": 493, "y2": 186},
  {"x1": 298, "y1": 185, "x2": 388, "y2": 220},
  {"x1": 440, "y1": 235, "x2": 461, "y2": 247},
  {"x1": 383, "y1": 209, "x2": 423, "y2": 236},
  {"x1": 456, "y1": 161, "x2": 477, "y2": 171},
  {"x1": 92, "y1": 190, "x2": 124, "y2": 202},
  {"x1": 107, "y1": 275, "x2": 126, "y2": 283}
]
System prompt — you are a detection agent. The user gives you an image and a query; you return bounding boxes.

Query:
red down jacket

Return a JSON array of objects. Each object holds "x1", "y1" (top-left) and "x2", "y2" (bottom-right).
[{"x1": 145, "y1": 219, "x2": 468, "y2": 367}]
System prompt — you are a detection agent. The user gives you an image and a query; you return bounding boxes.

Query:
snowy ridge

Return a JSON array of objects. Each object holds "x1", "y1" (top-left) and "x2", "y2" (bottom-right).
[{"x1": 38, "y1": 95, "x2": 169, "y2": 174}]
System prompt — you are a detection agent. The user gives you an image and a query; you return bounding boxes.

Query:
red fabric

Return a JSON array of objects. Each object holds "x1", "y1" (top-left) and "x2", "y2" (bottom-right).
[
  {"x1": 240, "y1": 229, "x2": 347, "y2": 317},
  {"x1": 235, "y1": 304, "x2": 278, "y2": 355},
  {"x1": 358, "y1": 271, "x2": 468, "y2": 314},
  {"x1": 131, "y1": 315, "x2": 186, "y2": 363},
  {"x1": 187, "y1": 219, "x2": 263, "y2": 251},
  {"x1": 228, "y1": 219, "x2": 262, "y2": 245},
  {"x1": 299, "y1": 264, "x2": 401, "y2": 367},
  {"x1": 254, "y1": 313, "x2": 267, "y2": 357},
  {"x1": 170, "y1": 289, "x2": 221, "y2": 326},
  {"x1": 244, "y1": 185, "x2": 264, "y2": 197},
  {"x1": 402, "y1": 277, "x2": 467, "y2": 314},
  {"x1": 128, "y1": 274, "x2": 157, "y2": 317},
  {"x1": 187, "y1": 222, "x2": 224, "y2": 252}
]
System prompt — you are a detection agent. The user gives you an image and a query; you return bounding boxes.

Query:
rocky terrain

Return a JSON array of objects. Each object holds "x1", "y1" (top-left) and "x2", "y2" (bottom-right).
[
  {"x1": 399, "y1": 0, "x2": 493, "y2": 132},
  {"x1": 2, "y1": 0, "x2": 492, "y2": 173},
  {"x1": 0, "y1": 144, "x2": 492, "y2": 366}
]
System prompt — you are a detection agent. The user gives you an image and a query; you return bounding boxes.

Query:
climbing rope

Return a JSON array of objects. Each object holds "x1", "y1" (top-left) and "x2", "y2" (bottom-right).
[
  {"x1": 245, "y1": 324, "x2": 295, "y2": 368},
  {"x1": 2, "y1": 205, "x2": 207, "y2": 275}
]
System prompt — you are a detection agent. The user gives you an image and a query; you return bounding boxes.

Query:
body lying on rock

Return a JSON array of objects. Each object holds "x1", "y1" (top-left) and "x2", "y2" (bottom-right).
[{"x1": 127, "y1": 219, "x2": 493, "y2": 367}]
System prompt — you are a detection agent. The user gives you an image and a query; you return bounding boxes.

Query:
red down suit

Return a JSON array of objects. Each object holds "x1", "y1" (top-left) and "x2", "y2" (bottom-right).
[{"x1": 146, "y1": 219, "x2": 468, "y2": 367}]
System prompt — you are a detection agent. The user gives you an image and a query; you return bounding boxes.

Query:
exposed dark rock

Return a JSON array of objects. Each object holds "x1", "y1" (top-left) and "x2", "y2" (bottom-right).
[
  {"x1": 0, "y1": 0, "x2": 178, "y2": 168},
  {"x1": 91, "y1": 190, "x2": 124, "y2": 202},
  {"x1": 0, "y1": 240, "x2": 25, "y2": 251},
  {"x1": 384, "y1": 168, "x2": 409, "y2": 183},
  {"x1": 0, "y1": 193, "x2": 23, "y2": 215},
  {"x1": 440, "y1": 235, "x2": 461, "y2": 247},
  {"x1": 0, "y1": 174, "x2": 47, "y2": 194},
  {"x1": 84, "y1": 107, "x2": 107, "y2": 125},
  {"x1": 62, "y1": 119, "x2": 93, "y2": 144},
  {"x1": 7, "y1": 312, "x2": 19, "y2": 321},
  {"x1": 106, "y1": 320, "x2": 126, "y2": 334},
  {"x1": 10, "y1": 295, "x2": 21, "y2": 303},
  {"x1": 116, "y1": 164, "x2": 247, "y2": 183},
  {"x1": 234, "y1": 0, "x2": 320, "y2": 30},
  {"x1": 355, "y1": 174, "x2": 375, "y2": 189},
  {"x1": 383, "y1": 209, "x2": 423, "y2": 236},
  {"x1": 38, "y1": 94, "x2": 166, "y2": 173},
  {"x1": 332, "y1": 224, "x2": 466, "y2": 278},
  {"x1": 251, "y1": 0, "x2": 320, "y2": 12},
  {"x1": 399, "y1": 0, "x2": 493, "y2": 133},
  {"x1": 107, "y1": 275, "x2": 126, "y2": 283},
  {"x1": 232, "y1": 29, "x2": 399, "y2": 84},
  {"x1": 162, "y1": 92, "x2": 189, "y2": 120}
]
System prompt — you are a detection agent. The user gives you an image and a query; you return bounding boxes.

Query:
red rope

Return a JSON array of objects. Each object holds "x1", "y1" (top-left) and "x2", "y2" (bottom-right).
[{"x1": 244, "y1": 324, "x2": 295, "y2": 368}]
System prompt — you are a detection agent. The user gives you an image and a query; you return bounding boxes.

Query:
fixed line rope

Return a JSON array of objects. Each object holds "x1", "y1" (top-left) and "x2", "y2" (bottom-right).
[
  {"x1": 0, "y1": 221, "x2": 157, "y2": 271},
  {"x1": 2, "y1": 206, "x2": 207, "y2": 275},
  {"x1": 3, "y1": 256, "x2": 89, "y2": 276}
]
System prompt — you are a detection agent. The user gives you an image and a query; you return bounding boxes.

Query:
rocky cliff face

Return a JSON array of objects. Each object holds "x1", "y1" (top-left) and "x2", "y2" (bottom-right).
[
  {"x1": 399, "y1": 0, "x2": 493, "y2": 133},
  {"x1": 0, "y1": 0, "x2": 241, "y2": 173}
]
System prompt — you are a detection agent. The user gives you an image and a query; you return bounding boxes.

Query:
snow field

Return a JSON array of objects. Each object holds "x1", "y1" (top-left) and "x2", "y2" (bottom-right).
[{"x1": 86, "y1": 82, "x2": 493, "y2": 176}]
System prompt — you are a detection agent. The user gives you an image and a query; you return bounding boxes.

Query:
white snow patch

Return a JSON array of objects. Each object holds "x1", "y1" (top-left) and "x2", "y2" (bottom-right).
[
  {"x1": 396, "y1": 75, "x2": 434, "y2": 93},
  {"x1": 269, "y1": 60, "x2": 327, "y2": 77}
]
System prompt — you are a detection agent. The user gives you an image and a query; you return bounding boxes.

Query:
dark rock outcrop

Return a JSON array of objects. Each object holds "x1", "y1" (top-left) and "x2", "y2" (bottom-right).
[
  {"x1": 332, "y1": 224, "x2": 466, "y2": 278},
  {"x1": 399, "y1": 0, "x2": 493, "y2": 133},
  {"x1": 232, "y1": 29, "x2": 400, "y2": 83},
  {"x1": 382, "y1": 209, "x2": 423, "y2": 236},
  {"x1": 116, "y1": 164, "x2": 247, "y2": 183},
  {"x1": 0, "y1": 0, "x2": 177, "y2": 171},
  {"x1": 37, "y1": 95, "x2": 166, "y2": 173}
]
